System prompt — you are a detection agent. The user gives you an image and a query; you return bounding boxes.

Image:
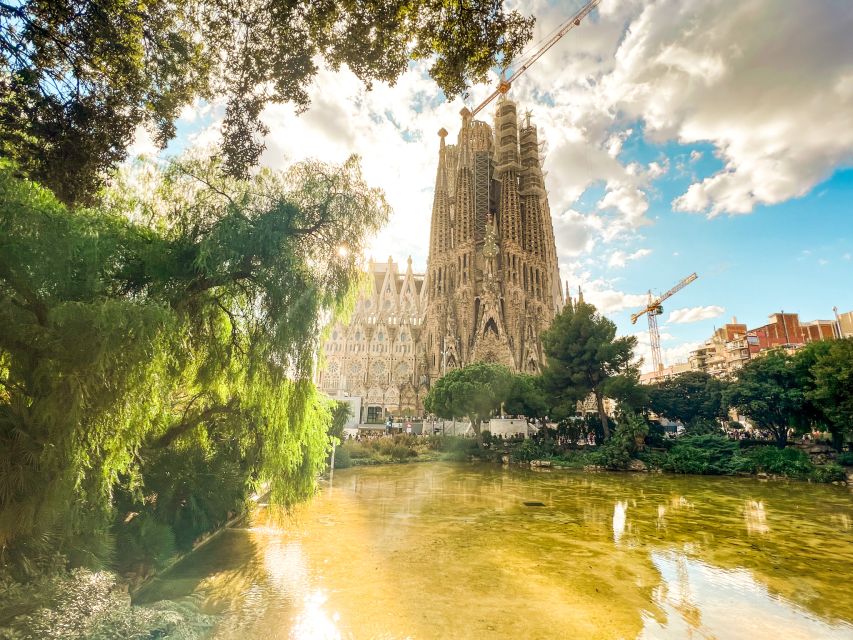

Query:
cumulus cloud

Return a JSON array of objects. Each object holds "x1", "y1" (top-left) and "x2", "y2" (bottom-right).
[
  {"x1": 607, "y1": 248, "x2": 652, "y2": 268},
  {"x1": 597, "y1": 0, "x2": 853, "y2": 216},
  {"x1": 667, "y1": 305, "x2": 725, "y2": 324},
  {"x1": 131, "y1": 0, "x2": 853, "y2": 272}
]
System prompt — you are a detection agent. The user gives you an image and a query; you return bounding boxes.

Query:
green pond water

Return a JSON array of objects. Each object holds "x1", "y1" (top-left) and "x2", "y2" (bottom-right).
[{"x1": 136, "y1": 463, "x2": 853, "y2": 639}]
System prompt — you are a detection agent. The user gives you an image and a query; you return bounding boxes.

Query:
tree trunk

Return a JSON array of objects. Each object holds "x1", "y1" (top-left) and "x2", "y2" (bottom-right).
[
  {"x1": 471, "y1": 415, "x2": 481, "y2": 436},
  {"x1": 774, "y1": 426, "x2": 788, "y2": 449},
  {"x1": 595, "y1": 390, "x2": 610, "y2": 441}
]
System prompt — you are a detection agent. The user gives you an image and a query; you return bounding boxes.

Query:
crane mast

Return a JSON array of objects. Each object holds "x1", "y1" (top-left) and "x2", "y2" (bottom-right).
[
  {"x1": 471, "y1": 0, "x2": 602, "y2": 117},
  {"x1": 631, "y1": 273, "x2": 699, "y2": 377}
]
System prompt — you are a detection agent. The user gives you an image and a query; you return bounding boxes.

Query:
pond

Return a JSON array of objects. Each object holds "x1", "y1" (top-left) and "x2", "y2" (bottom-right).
[{"x1": 135, "y1": 463, "x2": 853, "y2": 639}]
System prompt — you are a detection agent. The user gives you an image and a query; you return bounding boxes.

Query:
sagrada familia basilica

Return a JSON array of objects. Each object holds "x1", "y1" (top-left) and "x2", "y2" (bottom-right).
[{"x1": 317, "y1": 97, "x2": 564, "y2": 421}]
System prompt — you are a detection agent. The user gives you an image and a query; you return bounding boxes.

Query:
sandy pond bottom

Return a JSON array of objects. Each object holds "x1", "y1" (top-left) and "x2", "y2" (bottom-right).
[{"x1": 136, "y1": 462, "x2": 853, "y2": 639}]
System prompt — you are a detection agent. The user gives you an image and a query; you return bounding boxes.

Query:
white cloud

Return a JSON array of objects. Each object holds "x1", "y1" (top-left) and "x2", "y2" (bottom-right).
[
  {"x1": 127, "y1": 0, "x2": 853, "y2": 273},
  {"x1": 632, "y1": 331, "x2": 702, "y2": 373},
  {"x1": 666, "y1": 305, "x2": 725, "y2": 324},
  {"x1": 607, "y1": 248, "x2": 652, "y2": 268},
  {"x1": 596, "y1": 0, "x2": 853, "y2": 216}
]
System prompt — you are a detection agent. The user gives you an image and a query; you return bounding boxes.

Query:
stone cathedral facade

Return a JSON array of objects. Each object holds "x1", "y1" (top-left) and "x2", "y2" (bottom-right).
[
  {"x1": 317, "y1": 257, "x2": 429, "y2": 421},
  {"x1": 318, "y1": 98, "x2": 563, "y2": 421},
  {"x1": 421, "y1": 98, "x2": 563, "y2": 381}
]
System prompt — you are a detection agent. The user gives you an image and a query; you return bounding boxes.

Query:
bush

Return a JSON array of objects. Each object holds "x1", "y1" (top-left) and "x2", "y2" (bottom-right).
[
  {"x1": 663, "y1": 435, "x2": 743, "y2": 475},
  {"x1": 114, "y1": 514, "x2": 176, "y2": 575},
  {"x1": 342, "y1": 441, "x2": 371, "y2": 459},
  {"x1": 333, "y1": 445, "x2": 352, "y2": 469},
  {"x1": 388, "y1": 445, "x2": 417, "y2": 462},
  {"x1": 592, "y1": 440, "x2": 631, "y2": 470},
  {"x1": 0, "y1": 568, "x2": 216, "y2": 639},
  {"x1": 589, "y1": 413, "x2": 649, "y2": 470},
  {"x1": 837, "y1": 451, "x2": 853, "y2": 466},
  {"x1": 511, "y1": 439, "x2": 550, "y2": 463},
  {"x1": 745, "y1": 446, "x2": 813, "y2": 478},
  {"x1": 810, "y1": 463, "x2": 846, "y2": 483},
  {"x1": 636, "y1": 450, "x2": 668, "y2": 470}
]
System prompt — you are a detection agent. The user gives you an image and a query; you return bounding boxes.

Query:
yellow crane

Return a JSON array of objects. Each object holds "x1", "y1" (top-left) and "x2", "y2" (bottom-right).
[
  {"x1": 631, "y1": 273, "x2": 698, "y2": 375},
  {"x1": 471, "y1": 0, "x2": 602, "y2": 116}
]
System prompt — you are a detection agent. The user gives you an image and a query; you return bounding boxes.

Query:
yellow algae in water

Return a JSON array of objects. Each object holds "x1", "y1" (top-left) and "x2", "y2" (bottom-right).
[{"x1": 137, "y1": 463, "x2": 853, "y2": 639}]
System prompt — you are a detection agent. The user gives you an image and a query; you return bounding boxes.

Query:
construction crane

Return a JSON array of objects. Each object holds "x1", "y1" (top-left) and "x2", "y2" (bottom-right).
[
  {"x1": 631, "y1": 273, "x2": 698, "y2": 375},
  {"x1": 471, "y1": 0, "x2": 602, "y2": 117}
]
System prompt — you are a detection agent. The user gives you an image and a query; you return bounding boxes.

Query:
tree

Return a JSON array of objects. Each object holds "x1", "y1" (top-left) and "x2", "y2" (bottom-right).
[
  {"x1": 504, "y1": 373, "x2": 550, "y2": 430},
  {"x1": 327, "y1": 400, "x2": 354, "y2": 443},
  {"x1": 807, "y1": 338, "x2": 853, "y2": 450},
  {"x1": 648, "y1": 371, "x2": 728, "y2": 430},
  {"x1": 0, "y1": 153, "x2": 387, "y2": 569},
  {"x1": 725, "y1": 350, "x2": 805, "y2": 448},
  {"x1": 423, "y1": 363, "x2": 513, "y2": 435},
  {"x1": 540, "y1": 301, "x2": 638, "y2": 440},
  {"x1": 0, "y1": 0, "x2": 534, "y2": 204}
]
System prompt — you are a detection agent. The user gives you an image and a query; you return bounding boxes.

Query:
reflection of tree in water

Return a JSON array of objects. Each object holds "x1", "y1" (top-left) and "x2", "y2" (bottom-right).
[{"x1": 137, "y1": 466, "x2": 853, "y2": 639}]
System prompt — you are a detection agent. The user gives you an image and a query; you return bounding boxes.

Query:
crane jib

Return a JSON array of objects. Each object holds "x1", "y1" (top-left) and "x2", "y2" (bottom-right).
[{"x1": 469, "y1": 0, "x2": 602, "y2": 117}]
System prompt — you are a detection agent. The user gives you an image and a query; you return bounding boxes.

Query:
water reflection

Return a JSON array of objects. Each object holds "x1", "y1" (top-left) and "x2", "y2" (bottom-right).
[
  {"x1": 138, "y1": 464, "x2": 853, "y2": 639},
  {"x1": 641, "y1": 551, "x2": 852, "y2": 639},
  {"x1": 613, "y1": 500, "x2": 628, "y2": 543},
  {"x1": 291, "y1": 590, "x2": 342, "y2": 640},
  {"x1": 744, "y1": 499, "x2": 770, "y2": 535}
]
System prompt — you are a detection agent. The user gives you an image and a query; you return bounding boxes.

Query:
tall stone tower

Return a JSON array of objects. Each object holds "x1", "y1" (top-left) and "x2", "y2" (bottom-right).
[{"x1": 422, "y1": 97, "x2": 563, "y2": 382}]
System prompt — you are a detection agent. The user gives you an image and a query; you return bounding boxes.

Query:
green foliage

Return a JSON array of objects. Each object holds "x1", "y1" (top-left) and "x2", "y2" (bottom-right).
[
  {"x1": 327, "y1": 400, "x2": 353, "y2": 443},
  {"x1": 591, "y1": 413, "x2": 649, "y2": 470},
  {"x1": 540, "y1": 301, "x2": 638, "y2": 440},
  {"x1": 424, "y1": 362, "x2": 513, "y2": 434},
  {"x1": 663, "y1": 436, "x2": 748, "y2": 475},
  {"x1": 648, "y1": 371, "x2": 728, "y2": 425},
  {"x1": 114, "y1": 515, "x2": 177, "y2": 575},
  {"x1": 511, "y1": 440, "x2": 552, "y2": 463},
  {"x1": 744, "y1": 446, "x2": 813, "y2": 478},
  {"x1": 0, "y1": 155, "x2": 387, "y2": 569},
  {"x1": 810, "y1": 464, "x2": 846, "y2": 483},
  {"x1": 685, "y1": 417, "x2": 724, "y2": 436},
  {"x1": 837, "y1": 452, "x2": 853, "y2": 466},
  {"x1": 725, "y1": 350, "x2": 806, "y2": 447},
  {"x1": 504, "y1": 374, "x2": 550, "y2": 427},
  {"x1": 806, "y1": 338, "x2": 853, "y2": 450},
  {"x1": 0, "y1": 568, "x2": 215, "y2": 639},
  {"x1": 0, "y1": 0, "x2": 534, "y2": 202},
  {"x1": 333, "y1": 445, "x2": 352, "y2": 470}
]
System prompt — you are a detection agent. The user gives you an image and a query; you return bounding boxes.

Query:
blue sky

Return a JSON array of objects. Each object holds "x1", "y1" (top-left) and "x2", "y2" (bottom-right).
[
  {"x1": 129, "y1": 0, "x2": 853, "y2": 370},
  {"x1": 581, "y1": 129, "x2": 853, "y2": 363}
]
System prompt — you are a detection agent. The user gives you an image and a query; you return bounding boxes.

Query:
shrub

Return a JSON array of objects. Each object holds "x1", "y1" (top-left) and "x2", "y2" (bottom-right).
[
  {"x1": 745, "y1": 446, "x2": 813, "y2": 478},
  {"x1": 343, "y1": 441, "x2": 371, "y2": 459},
  {"x1": 0, "y1": 568, "x2": 215, "y2": 639},
  {"x1": 333, "y1": 445, "x2": 352, "y2": 469},
  {"x1": 114, "y1": 514, "x2": 176, "y2": 575},
  {"x1": 810, "y1": 463, "x2": 846, "y2": 483},
  {"x1": 663, "y1": 435, "x2": 741, "y2": 475},
  {"x1": 511, "y1": 439, "x2": 550, "y2": 463},
  {"x1": 636, "y1": 450, "x2": 668, "y2": 470},
  {"x1": 837, "y1": 451, "x2": 853, "y2": 466},
  {"x1": 388, "y1": 445, "x2": 416, "y2": 462},
  {"x1": 592, "y1": 440, "x2": 631, "y2": 470}
]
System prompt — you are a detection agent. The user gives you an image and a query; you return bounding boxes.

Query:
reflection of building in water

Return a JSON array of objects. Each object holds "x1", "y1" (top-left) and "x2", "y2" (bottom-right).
[
  {"x1": 317, "y1": 257, "x2": 428, "y2": 423},
  {"x1": 744, "y1": 499, "x2": 770, "y2": 535},
  {"x1": 613, "y1": 500, "x2": 628, "y2": 543}
]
